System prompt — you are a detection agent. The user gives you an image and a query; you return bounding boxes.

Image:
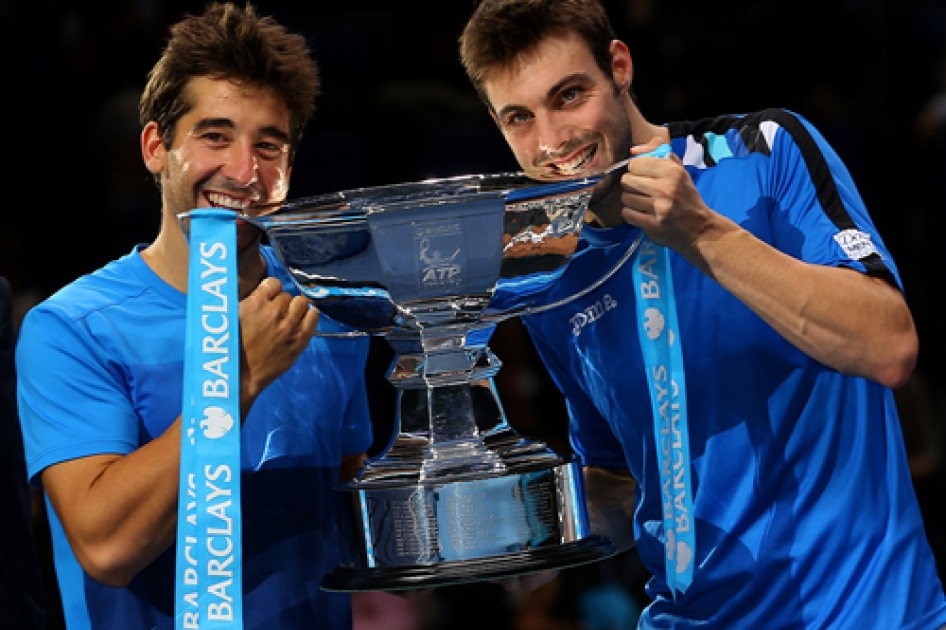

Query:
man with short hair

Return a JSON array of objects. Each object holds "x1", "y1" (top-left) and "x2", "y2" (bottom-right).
[
  {"x1": 16, "y1": 4, "x2": 371, "y2": 628},
  {"x1": 459, "y1": 1, "x2": 946, "y2": 627}
]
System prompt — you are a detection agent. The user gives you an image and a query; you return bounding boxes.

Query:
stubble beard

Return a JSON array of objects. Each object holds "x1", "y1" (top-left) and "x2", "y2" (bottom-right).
[{"x1": 587, "y1": 105, "x2": 635, "y2": 228}]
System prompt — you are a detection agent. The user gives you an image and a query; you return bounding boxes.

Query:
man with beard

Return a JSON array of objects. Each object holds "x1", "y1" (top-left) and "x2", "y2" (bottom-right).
[
  {"x1": 16, "y1": 4, "x2": 370, "y2": 628},
  {"x1": 459, "y1": 0, "x2": 946, "y2": 627}
]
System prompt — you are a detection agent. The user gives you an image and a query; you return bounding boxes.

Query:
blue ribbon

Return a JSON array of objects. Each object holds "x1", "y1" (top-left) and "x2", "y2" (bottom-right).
[
  {"x1": 175, "y1": 209, "x2": 244, "y2": 629},
  {"x1": 632, "y1": 235, "x2": 695, "y2": 596}
]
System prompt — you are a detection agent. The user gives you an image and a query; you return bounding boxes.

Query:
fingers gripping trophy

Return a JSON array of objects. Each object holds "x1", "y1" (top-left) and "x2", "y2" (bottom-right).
[{"x1": 233, "y1": 156, "x2": 654, "y2": 591}]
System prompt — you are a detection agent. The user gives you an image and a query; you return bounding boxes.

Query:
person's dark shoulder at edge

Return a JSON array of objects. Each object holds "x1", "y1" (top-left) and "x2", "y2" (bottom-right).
[{"x1": 0, "y1": 274, "x2": 48, "y2": 630}]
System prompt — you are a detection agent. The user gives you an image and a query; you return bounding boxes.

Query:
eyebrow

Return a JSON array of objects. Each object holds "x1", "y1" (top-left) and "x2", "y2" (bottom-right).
[
  {"x1": 192, "y1": 118, "x2": 291, "y2": 144},
  {"x1": 494, "y1": 72, "x2": 591, "y2": 120}
]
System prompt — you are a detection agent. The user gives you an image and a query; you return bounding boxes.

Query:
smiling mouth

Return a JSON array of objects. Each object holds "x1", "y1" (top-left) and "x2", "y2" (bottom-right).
[
  {"x1": 206, "y1": 192, "x2": 253, "y2": 213},
  {"x1": 552, "y1": 145, "x2": 597, "y2": 176}
]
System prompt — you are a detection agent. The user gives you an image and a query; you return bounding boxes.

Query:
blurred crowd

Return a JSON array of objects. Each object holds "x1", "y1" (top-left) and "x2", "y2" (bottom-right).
[{"x1": 6, "y1": 0, "x2": 946, "y2": 628}]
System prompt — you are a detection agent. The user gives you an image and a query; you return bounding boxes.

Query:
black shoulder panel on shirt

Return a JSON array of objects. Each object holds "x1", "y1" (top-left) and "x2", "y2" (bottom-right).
[{"x1": 667, "y1": 108, "x2": 892, "y2": 280}]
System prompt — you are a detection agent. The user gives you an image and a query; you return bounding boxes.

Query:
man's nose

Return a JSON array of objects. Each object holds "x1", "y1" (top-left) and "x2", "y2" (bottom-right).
[
  {"x1": 223, "y1": 141, "x2": 259, "y2": 187},
  {"x1": 535, "y1": 112, "x2": 569, "y2": 155}
]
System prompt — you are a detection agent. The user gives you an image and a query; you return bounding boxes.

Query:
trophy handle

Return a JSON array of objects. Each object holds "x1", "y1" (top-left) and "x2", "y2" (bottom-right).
[
  {"x1": 312, "y1": 327, "x2": 369, "y2": 339},
  {"x1": 518, "y1": 145, "x2": 668, "y2": 315},
  {"x1": 520, "y1": 229, "x2": 643, "y2": 317}
]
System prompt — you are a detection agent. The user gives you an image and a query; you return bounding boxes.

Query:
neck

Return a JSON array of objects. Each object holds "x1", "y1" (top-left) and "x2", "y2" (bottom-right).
[
  {"x1": 588, "y1": 102, "x2": 669, "y2": 228},
  {"x1": 141, "y1": 216, "x2": 189, "y2": 293},
  {"x1": 585, "y1": 173, "x2": 626, "y2": 228},
  {"x1": 141, "y1": 215, "x2": 267, "y2": 298}
]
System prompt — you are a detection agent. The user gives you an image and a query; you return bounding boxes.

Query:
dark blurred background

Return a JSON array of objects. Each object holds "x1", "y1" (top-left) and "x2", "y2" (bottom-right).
[{"x1": 5, "y1": 0, "x2": 946, "y2": 628}]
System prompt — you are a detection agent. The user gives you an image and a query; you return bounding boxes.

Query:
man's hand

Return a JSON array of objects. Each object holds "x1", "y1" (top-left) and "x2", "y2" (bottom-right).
[
  {"x1": 238, "y1": 277, "x2": 319, "y2": 417},
  {"x1": 619, "y1": 137, "x2": 714, "y2": 255}
]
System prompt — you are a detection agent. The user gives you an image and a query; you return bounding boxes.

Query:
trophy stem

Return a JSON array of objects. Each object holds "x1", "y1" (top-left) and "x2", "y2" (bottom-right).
[
  {"x1": 420, "y1": 383, "x2": 505, "y2": 481},
  {"x1": 361, "y1": 333, "x2": 546, "y2": 483}
]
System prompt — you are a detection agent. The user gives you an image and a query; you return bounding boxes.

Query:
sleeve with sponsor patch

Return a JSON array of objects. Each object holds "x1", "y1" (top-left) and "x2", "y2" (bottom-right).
[{"x1": 764, "y1": 109, "x2": 903, "y2": 289}]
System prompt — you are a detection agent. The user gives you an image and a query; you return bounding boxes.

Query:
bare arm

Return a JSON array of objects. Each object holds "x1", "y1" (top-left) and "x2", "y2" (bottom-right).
[
  {"x1": 42, "y1": 277, "x2": 319, "y2": 587},
  {"x1": 679, "y1": 219, "x2": 916, "y2": 387},
  {"x1": 619, "y1": 140, "x2": 917, "y2": 388},
  {"x1": 42, "y1": 425, "x2": 183, "y2": 587}
]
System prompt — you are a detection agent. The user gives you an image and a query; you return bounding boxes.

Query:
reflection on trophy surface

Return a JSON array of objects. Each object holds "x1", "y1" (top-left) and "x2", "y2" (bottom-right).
[{"x1": 247, "y1": 169, "x2": 621, "y2": 591}]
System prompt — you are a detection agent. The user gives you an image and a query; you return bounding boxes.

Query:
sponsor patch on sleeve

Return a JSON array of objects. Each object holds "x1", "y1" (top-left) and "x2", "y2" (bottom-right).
[{"x1": 833, "y1": 229, "x2": 880, "y2": 260}]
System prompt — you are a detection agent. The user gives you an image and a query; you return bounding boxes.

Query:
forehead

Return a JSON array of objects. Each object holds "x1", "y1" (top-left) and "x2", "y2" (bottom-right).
[
  {"x1": 178, "y1": 77, "x2": 290, "y2": 134},
  {"x1": 483, "y1": 31, "x2": 605, "y2": 110}
]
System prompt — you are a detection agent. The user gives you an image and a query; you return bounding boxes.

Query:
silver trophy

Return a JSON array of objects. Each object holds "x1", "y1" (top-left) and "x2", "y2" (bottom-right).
[{"x1": 245, "y1": 167, "x2": 635, "y2": 591}]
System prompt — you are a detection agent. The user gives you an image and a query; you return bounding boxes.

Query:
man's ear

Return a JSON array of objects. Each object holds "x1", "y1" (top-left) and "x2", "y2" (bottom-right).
[
  {"x1": 609, "y1": 39, "x2": 634, "y2": 93},
  {"x1": 141, "y1": 121, "x2": 166, "y2": 175}
]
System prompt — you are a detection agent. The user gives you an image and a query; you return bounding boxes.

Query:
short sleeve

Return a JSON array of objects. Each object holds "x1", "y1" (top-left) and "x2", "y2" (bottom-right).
[
  {"x1": 16, "y1": 305, "x2": 138, "y2": 485},
  {"x1": 765, "y1": 109, "x2": 903, "y2": 289}
]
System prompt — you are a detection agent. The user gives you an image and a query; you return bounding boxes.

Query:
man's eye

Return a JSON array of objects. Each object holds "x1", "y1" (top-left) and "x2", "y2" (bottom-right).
[
  {"x1": 561, "y1": 87, "x2": 582, "y2": 104},
  {"x1": 505, "y1": 112, "x2": 531, "y2": 127},
  {"x1": 257, "y1": 142, "x2": 288, "y2": 159}
]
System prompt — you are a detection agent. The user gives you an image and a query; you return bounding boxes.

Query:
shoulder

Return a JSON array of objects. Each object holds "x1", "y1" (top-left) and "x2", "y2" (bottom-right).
[
  {"x1": 667, "y1": 108, "x2": 830, "y2": 166},
  {"x1": 667, "y1": 108, "x2": 807, "y2": 142},
  {"x1": 20, "y1": 253, "x2": 166, "y2": 344}
]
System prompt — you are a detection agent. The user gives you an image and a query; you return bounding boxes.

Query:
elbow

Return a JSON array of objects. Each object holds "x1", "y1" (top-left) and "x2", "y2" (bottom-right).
[
  {"x1": 74, "y1": 543, "x2": 140, "y2": 588},
  {"x1": 872, "y1": 329, "x2": 918, "y2": 390},
  {"x1": 882, "y1": 344, "x2": 918, "y2": 390},
  {"x1": 846, "y1": 277, "x2": 920, "y2": 389},
  {"x1": 853, "y1": 295, "x2": 919, "y2": 389},
  {"x1": 86, "y1": 564, "x2": 136, "y2": 590},
  {"x1": 93, "y1": 571, "x2": 135, "y2": 590}
]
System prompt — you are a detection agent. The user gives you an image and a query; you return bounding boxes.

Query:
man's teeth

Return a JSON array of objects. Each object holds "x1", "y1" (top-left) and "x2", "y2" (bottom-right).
[
  {"x1": 556, "y1": 147, "x2": 594, "y2": 174},
  {"x1": 206, "y1": 192, "x2": 250, "y2": 210}
]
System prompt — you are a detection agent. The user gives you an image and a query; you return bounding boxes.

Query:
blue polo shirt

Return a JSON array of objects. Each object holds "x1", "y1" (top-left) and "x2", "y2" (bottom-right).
[
  {"x1": 524, "y1": 109, "x2": 946, "y2": 628},
  {"x1": 17, "y1": 246, "x2": 372, "y2": 630}
]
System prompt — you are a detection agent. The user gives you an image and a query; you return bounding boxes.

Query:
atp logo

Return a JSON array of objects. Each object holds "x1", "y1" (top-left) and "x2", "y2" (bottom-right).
[
  {"x1": 418, "y1": 237, "x2": 462, "y2": 289},
  {"x1": 200, "y1": 406, "x2": 235, "y2": 439},
  {"x1": 642, "y1": 307, "x2": 665, "y2": 340},
  {"x1": 415, "y1": 222, "x2": 465, "y2": 292}
]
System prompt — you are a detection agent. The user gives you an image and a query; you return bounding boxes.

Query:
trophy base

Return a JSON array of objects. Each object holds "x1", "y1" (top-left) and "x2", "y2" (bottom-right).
[
  {"x1": 321, "y1": 456, "x2": 618, "y2": 593},
  {"x1": 321, "y1": 534, "x2": 615, "y2": 592}
]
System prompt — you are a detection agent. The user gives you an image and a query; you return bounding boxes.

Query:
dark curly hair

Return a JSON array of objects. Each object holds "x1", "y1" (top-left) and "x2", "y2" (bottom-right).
[{"x1": 139, "y1": 2, "x2": 319, "y2": 153}]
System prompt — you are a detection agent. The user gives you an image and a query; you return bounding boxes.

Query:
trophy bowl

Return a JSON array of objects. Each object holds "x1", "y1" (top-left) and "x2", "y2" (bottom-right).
[{"x1": 248, "y1": 169, "x2": 620, "y2": 591}]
